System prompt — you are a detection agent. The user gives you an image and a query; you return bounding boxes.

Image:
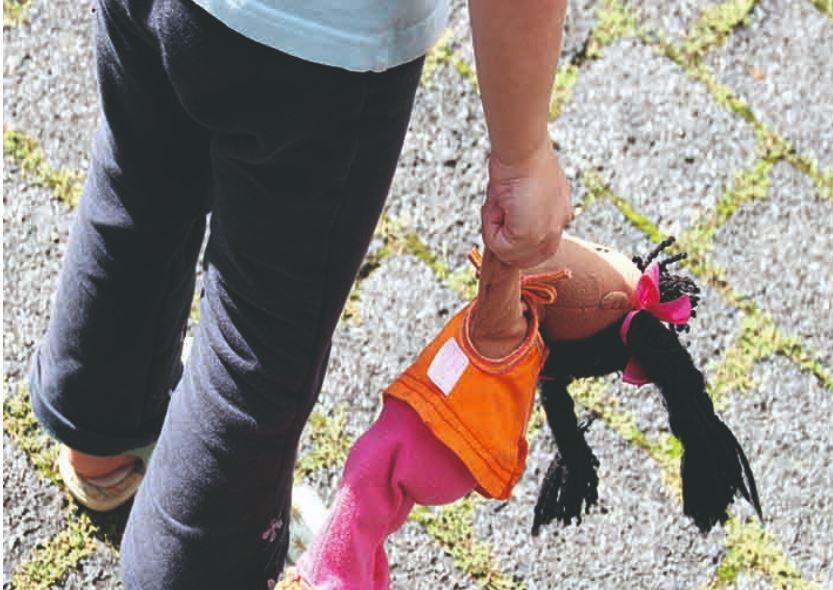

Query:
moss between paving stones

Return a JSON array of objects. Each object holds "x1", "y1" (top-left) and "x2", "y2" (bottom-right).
[
  {"x1": 589, "y1": 170, "x2": 833, "y2": 396},
  {"x1": 3, "y1": 127, "x2": 82, "y2": 208},
  {"x1": 420, "y1": 29, "x2": 454, "y2": 86},
  {"x1": 294, "y1": 405, "x2": 352, "y2": 481},
  {"x1": 3, "y1": 0, "x2": 31, "y2": 28},
  {"x1": 586, "y1": 0, "x2": 638, "y2": 58},
  {"x1": 640, "y1": 25, "x2": 833, "y2": 203},
  {"x1": 420, "y1": 29, "x2": 478, "y2": 90},
  {"x1": 3, "y1": 385, "x2": 102, "y2": 588},
  {"x1": 411, "y1": 498, "x2": 521, "y2": 590},
  {"x1": 809, "y1": 0, "x2": 833, "y2": 20},
  {"x1": 705, "y1": 311, "x2": 833, "y2": 410},
  {"x1": 705, "y1": 518, "x2": 822, "y2": 589},
  {"x1": 679, "y1": 157, "x2": 773, "y2": 264},
  {"x1": 10, "y1": 509, "x2": 97, "y2": 590},
  {"x1": 3, "y1": 384, "x2": 60, "y2": 485},
  {"x1": 549, "y1": 63, "x2": 580, "y2": 120},
  {"x1": 680, "y1": 0, "x2": 757, "y2": 64}
]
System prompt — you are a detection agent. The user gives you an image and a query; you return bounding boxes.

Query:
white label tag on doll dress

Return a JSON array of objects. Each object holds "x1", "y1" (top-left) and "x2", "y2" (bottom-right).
[{"x1": 428, "y1": 338, "x2": 469, "y2": 396}]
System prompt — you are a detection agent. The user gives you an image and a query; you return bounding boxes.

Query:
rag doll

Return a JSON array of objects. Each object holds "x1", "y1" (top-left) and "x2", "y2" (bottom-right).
[{"x1": 277, "y1": 234, "x2": 762, "y2": 590}]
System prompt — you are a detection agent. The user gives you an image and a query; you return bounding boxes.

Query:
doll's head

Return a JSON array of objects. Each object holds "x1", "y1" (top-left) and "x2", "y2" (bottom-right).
[{"x1": 524, "y1": 236, "x2": 761, "y2": 535}]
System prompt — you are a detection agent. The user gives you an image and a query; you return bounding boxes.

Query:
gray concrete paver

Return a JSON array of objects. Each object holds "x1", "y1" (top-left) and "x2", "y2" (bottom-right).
[
  {"x1": 2, "y1": 0, "x2": 99, "y2": 172},
  {"x1": 476, "y1": 421, "x2": 725, "y2": 589},
  {"x1": 623, "y1": 0, "x2": 718, "y2": 41},
  {"x1": 2, "y1": 436, "x2": 64, "y2": 581},
  {"x1": 551, "y1": 38, "x2": 759, "y2": 236},
  {"x1": 712, "y1": 162, "x2": 833, "y2": 369},
  {"x1": 387, "y1": 62, "x2": 489, "y2": 271},
  {"x1": 709, "y1": 0, "x2": 833, "y2": 168},
  {"x1": 2, "y1": 162, "x2": 72, "y2": 384},
  {"x1": 55, "y1": 542, "x2": 124, "y2": 590},
  {"x1": 723, "y1": 357, "x2": 833, "y2": 588}
]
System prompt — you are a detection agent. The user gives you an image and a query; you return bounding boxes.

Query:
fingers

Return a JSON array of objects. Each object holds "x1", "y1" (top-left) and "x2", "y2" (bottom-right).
[
  {"x1": 481, "y1": 149, "x2": 572, "y2": 269},
  {"x1": 482, "y1": 204, "x2": 569, "y2": 268}
]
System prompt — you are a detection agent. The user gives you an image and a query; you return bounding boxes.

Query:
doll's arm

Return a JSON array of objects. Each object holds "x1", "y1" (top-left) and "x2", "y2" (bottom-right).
[{"x1": 469, "y1": 249, "x2": 528, "y2": 358}]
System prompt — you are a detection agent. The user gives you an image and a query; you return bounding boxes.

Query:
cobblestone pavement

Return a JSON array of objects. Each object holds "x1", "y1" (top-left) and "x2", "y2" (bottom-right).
[{"x1": 4, "y1": 0, "x2": 833, "y2": 588}]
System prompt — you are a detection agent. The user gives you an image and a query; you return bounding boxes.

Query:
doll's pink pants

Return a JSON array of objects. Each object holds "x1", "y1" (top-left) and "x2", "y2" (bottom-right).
[{"x1": 296, "y1": 397, "x2": 477, "y2": 589}]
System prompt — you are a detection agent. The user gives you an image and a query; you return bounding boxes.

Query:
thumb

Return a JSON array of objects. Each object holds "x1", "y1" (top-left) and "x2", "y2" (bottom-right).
[{"x1": 481, "y1": 200, "x2": 513, "y2": 258}]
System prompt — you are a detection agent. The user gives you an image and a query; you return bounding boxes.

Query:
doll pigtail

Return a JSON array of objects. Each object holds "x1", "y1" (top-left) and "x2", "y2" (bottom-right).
[
  {"x1": 532, "y1": 376, "x2": 600, "y2": 535},
  {"x1": 623, "y1": 311, "x2": 763, "y2": 531},
  {"x1": 533, "y1": 322, "x2": 628, "y2": 535}
]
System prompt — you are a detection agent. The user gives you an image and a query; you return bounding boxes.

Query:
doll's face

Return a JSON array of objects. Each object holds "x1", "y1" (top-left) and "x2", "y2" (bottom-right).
[{"x1": 523, "y1": 233, "x2": 641, "y2": 342}]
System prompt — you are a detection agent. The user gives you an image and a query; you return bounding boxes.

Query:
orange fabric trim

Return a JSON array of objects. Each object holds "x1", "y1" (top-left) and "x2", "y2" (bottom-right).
[{"x1": 385, "y1": 300, "x2": 548, "y2": 500}]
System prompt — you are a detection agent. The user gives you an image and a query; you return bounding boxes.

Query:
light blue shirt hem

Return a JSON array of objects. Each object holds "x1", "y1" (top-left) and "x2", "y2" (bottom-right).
[{"x1": 192, "y1": 0, "x2": 450, "y2": 72}]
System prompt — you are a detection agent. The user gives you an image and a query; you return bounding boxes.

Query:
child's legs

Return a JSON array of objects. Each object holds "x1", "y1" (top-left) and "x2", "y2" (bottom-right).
[
  {"x1": 28, "y1": 0, "x2": 210, "y2": 456},
  {"x1": 299, "y1": 398, "x2": 476, "y2": 590},
  {"x1": 119, "y1": 1, "x2": 426, "y2": 588}
]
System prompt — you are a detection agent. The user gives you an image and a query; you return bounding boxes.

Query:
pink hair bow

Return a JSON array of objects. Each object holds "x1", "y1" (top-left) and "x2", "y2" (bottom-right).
[{"x1": 619, "y1": 262, "x2": 692, "y2": 385}]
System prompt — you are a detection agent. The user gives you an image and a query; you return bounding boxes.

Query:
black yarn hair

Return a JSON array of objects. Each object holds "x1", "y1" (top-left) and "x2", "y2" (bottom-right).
[{"x1": 532, "y1": 238, "x2": 762, "y2": 536}]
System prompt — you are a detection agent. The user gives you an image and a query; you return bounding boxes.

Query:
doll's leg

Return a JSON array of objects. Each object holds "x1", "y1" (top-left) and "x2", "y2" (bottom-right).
[{"x1": 297, "y1": 397, "x2": 476, "y2": 590}]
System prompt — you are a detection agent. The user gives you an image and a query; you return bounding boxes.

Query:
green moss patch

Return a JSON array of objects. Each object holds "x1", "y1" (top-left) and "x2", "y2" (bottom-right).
[
  {"x1": 411, "y1": 497, "x2": 520, "y2": 589},
  {"x1": 10, "y1": 509, "x2": 97, "y2": 590},
  {"x1": 587, "y1": 0, "x2": 638, "y2": 58},
  {"x1": 809, "y1": 0, "x2": 833, "y2": 20},
  {"x1": 3, "y1": 0, "x2": 32, "y2": 28},
  {"x1": 3, "y1": 128, "x2": 82, "y2": 208},
  {"x1": 707, "y1": 518, "x2": 821, "y2": 589},
  {"x1": 549, "y1": 63, "x2": 580, "y2": 119},
  {"x1": 681, "y1": 0, "x2": 757, "y2": 64},
  {"x1": 294, "y1": 405, "x2": 353, "y2": 480},
  {"x1": 3, "y1": 384, "x2": 60, "y2": 485}
]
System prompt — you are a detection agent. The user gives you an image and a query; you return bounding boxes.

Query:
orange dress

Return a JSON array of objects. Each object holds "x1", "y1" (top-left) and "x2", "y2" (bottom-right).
[{"x1": 383, "y1": 246, "x2": 569, "y2": 501}]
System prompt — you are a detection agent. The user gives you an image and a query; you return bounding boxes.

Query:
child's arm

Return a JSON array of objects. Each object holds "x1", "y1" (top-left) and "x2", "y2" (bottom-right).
[{"x1": 468, "y1": 248, "x2": 528, "y2": 359}]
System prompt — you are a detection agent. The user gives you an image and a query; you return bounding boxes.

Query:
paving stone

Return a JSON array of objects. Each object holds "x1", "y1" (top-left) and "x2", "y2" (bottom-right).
[
  {"x1": 57, "y1": 541, "x2": 123, "y2": 590},
  {"x1": 2, "y1": 435, "x2": 65, "y2": 581},
  {"x1": 623, "y1": 0, "x2": 718, "y2": 41},
  {"x1": 722, "y1": 357, "x2": 833, "y2": 587},
  {"x1": 560, "y1": 0, "x2": 601, "y2": 61},
  {"x1": 568, "y1": 198, "x2": 652, "y2": 256},
  {"x1": 2, "y1": 0, "x2": 99, "y2": 172},
  {"x1": 712, "y1": 163, "x2": 833, "y2": 369},
  {"x1": 446, "y1": 0, "x2": 475, "y2": 71},
  {"x1": 388, "y1": 520, "x2": 472, "y2": 589},
  {"x1": 2, "y1": 161, "x2": 72, "y2": 383},
  {"x1": 709, "y1": 0, "x2": 833, "y2": 168},
  {"x1": 551, "y1": 38, "x2": 758, "y2": 236},
  {"x1": 476, "y1": 418, "x2": 725, "y2": 589},
  {"x1": 388, "y1": 62, "x2": 489, "y2": 271},
  {"x1": 733, "y1": 572, "x2": 775, "y2": 589}
]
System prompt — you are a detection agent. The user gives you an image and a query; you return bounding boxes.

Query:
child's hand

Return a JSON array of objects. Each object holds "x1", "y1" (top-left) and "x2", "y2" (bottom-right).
[{"x1": 469, "y1": 249, "x2": 528, "y2": 359}]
